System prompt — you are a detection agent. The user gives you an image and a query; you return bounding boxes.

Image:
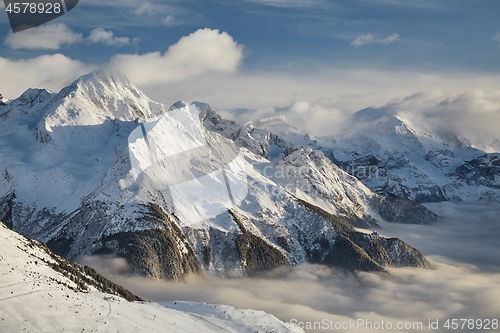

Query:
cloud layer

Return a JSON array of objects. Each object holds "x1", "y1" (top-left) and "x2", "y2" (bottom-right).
[
  {"x1": 218, "y1": 98, "x2": 350, "y2": 136},
  {"x1": 109, "y1": 28, "x2": 244, "y2": 85},
  {"x1": 378, "y1": 90, "x2": 500, "y2": 145},
  {"x1": 214, "y1": 85, "x2": 500, "y2": 140},
  {"x1": 86, "y1": 202, "x2": 500, "y2": 333}
]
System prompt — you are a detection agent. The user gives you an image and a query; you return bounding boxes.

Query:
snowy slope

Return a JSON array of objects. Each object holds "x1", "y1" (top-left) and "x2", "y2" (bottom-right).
[
  {"x1": 0, "y1": 70, "x2": 433, "y2": 280},
  {"x1": 0, "y1": 222, "x2": 303, "y2": 333}
]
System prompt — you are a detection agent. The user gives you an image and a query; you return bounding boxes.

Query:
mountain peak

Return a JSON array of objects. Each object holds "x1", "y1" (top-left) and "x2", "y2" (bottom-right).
[
  {"x1": 16, "y1": 88, "x2": 54, "y2": 104},
  {"x1": 42, "y1": 69, "x2": 169, "y2": 128},
  {"x1": 29, "y1": 69, "x2": 172, "y2": 151},
  {"x1": 70, "y1": 69, "x2": 132, "y2": 93},
  {"x1": 58, "y1": 68, "x2": 136, "y2": 103},
  {"x1": 81, "y1": 68, "x2": 130, "y2": 83}
]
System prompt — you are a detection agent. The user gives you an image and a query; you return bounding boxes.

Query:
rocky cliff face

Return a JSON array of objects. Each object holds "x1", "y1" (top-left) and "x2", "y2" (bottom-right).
[{"x1": 0, "y1": 70, "x2": 434, "y2": 280}]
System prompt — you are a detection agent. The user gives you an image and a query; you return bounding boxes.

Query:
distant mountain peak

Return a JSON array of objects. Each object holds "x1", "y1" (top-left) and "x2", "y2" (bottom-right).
[
  {"x1": 352, "y1": 107, "x2": 395, "y2": 122},
  {"x1": 351, "y1": 107, "x2": 406, "y2": 132},
  {"x1": 16, "y1": 88, "x2": 54, "y2": 104},
  {"x1": 0, "y1": 88, "x2": 54, "y2": 123}
]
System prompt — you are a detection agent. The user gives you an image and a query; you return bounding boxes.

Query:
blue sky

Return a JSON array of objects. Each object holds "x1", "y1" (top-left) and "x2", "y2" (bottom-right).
[
  {"x1": 2, "y1": 0, "x2": 499, "y2": 71},
  {"x1": 1, "y1": 0, "x2": 500, "y2": 130}
]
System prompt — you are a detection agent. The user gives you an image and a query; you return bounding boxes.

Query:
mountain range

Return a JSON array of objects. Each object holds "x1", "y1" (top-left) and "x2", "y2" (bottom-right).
[
  {"x1": 0, "y1": 70, "x2": 443, "y2": 279},
  {"x1": 251, "y1": 106, "x2": 500, "y2": 202}
]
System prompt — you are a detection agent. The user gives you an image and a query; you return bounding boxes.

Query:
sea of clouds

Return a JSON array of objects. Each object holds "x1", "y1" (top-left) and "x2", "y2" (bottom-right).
[{"x1": 81, "y1": 201, "x2": 500, "y2": 333}]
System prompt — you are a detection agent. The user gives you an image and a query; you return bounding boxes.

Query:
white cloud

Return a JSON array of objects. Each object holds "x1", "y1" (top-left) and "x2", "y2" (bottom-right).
[
  {"x1": 88, "y1": 28, "x2": 130, "y2": 46},
  {"x1": 377, "y1": 90, "x2": 500, "y2": 143},
  {"x1": 112, "y1": 261, "x2": 500, "y2": 333},
  {"x1": 133, "y1": 2, "x2": 191, "y2": 27},
  {"x1": 350, "y1": 33, "x2": 400, "y2": 47},
  {"x1": 492, "y1": 32, "x2": 500, "y2": 46},
  {"x1": 4, "y1": 24, "x2": 82, "y2": 50},
  {"x1": 164, "y1": 15, "x2": 183, "y2": 26},
  {"x1": 350, "y1": 34, "x2": 376, "y2": 47},
  {"x1": 2, "y1": 28, "x2": 500, "y2": 140},
  {"x1": 379, "y1": 33, "x2": 400, "y2": 45},
  {"x1": 135, "y1": 2, "x2": 157, "y2": 15},
  {"x1": 221, "y1": 99, "x2": 349, "y2": 136},
  {"x1": 3, "y1": 24, "x2": 130, "y2": 50},
  {"x1": 0, "y1": 54, "x2": 94, "y2": 99},
  {"x1": 110, "y1": 28, "x2": 244, "y2": 85},
  {"x1": 165, "y1": 15, "x2": 175, "y2": 25},
  {"x1": 133, "y1": 63, "x2": 500, "y2": 144}
]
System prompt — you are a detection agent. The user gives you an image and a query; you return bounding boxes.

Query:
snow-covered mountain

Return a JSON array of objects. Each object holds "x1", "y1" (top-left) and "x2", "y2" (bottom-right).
[
  {"x1": 0, "y1": 69, "x2": 433, "y2": 280},
  {"x1": 249, "y1": 106, "x2": 500, "y2": 202},
  {"x1": 0, "y1": 222, "x2": 303, "y2": 333}
]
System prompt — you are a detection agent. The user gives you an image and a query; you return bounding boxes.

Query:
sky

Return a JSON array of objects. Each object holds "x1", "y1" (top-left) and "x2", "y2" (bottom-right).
[
  {"x1": 1, "y1": 0, "x2": 500, "y2": 128},
  {"x1": 83, "y1": 201, "x2": 500, "y2": 333}
]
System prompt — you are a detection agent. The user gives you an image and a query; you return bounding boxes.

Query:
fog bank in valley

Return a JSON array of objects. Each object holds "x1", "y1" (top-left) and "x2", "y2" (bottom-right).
[{"x1": 82, "y1": 202, "x2": 500, "y2": 333}]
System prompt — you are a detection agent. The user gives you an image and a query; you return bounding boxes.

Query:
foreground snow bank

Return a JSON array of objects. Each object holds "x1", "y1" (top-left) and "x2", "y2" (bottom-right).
[{"x1": 0, "y1": 223, "x2": 303, "y2": 333}]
